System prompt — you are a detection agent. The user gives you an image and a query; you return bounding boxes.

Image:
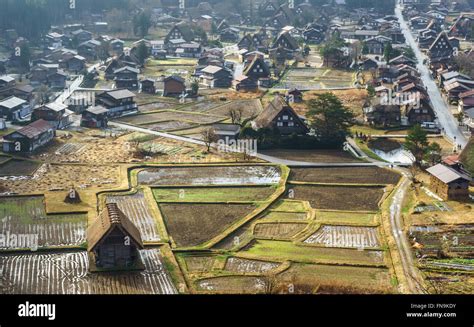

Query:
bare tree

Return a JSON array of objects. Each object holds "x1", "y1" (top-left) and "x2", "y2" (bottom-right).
[
  {"x1": 228, "y1": 107, "x2": 244, "y2": 125},
  {"x1": 201, "y1": 127, "x2": 218, "y2": 152}
]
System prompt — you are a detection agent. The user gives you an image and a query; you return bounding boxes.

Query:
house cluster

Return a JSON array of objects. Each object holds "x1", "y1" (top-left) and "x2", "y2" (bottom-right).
[
  {"x1": 363, "y1": 54, "x2": 436, "y2": 129},
  {"x1": 402, "y1": 2, "x2": 474, "y2": 134}
]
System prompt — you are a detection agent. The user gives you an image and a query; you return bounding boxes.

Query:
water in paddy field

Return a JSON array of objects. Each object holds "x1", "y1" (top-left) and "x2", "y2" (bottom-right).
[{"x1": 370, "y1": 147, "x2": 415, "y2": 165}]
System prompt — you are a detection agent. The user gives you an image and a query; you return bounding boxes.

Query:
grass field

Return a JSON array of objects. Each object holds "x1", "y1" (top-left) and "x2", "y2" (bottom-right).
[
  {"x1": 289, "y1": 167, "x2": 400, "y2": 185},
  {"x1": 183, "y1": 255, "x2": 216, "y2": 272},
  {"x1": 290, "y1": 185, "x2": 385, "y2": 211},
  {"x1": 277, "y1": 263, "x2": 393, "y2": 293},
  {"x1": 117, "y1": 110, "x2": 225, "y2": 125},
  {"x1": 270, "y1": 200, "x2": 307, "y2": 212},
  {"x1": 260, "y1": 211, "x2": 308, "y2": 221},
  {"x1": 159, "y1": 203, "x2": 256, "y2": 247},
  {"x1": 316, "y1": 210, "x2": 377, "y2": 225},
  {"x1": 153, "y1": 186, "x2": 276, "y2": 202},
  {"x1": 240, "y1": 240, "x2": 385, "y2": 266}
]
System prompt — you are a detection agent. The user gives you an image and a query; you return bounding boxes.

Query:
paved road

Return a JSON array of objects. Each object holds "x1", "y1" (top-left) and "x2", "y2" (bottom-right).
[
  {"x1": 395, "y1": 4, "x2": 468, "y2": 148},
  {"x1": 54, "y1": 75, "x2": 83, "y2": 104}
]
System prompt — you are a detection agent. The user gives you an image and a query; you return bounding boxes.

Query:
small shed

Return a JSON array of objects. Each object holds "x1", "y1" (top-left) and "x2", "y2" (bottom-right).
[
  {"x1": 426, "y1": 163, "x2": 472, "y2": 201},
  {"x1": 87, "y1": 203, "x2": 144, "y2": 270}
]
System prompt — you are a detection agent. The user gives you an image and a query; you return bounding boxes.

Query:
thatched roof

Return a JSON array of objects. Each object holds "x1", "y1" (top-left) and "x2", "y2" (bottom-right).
[
  {"x1": 253, "y1": 95, "x2": 307, "y2": 130},
  {"x1": 87, "y1": 203, "x2": 144, "y2": 252}
]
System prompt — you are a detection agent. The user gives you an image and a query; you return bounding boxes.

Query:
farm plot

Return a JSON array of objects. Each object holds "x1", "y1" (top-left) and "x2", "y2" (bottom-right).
[
  {"x1": 270, "y1": 200, "x2": 307, "y2": 212},
  {"x1": 225, "y1": 257, "x2": 280, "y2": 273},
  {"x1": 54, "y1": 143, "x2": 86, "y2": 155},
  {"x1": 277, "y1": 68, "x2": 354, "y2": 90},
  {"x1": 290, "y1": 185, "x2": 385, "y2": 211},
  {"x1": 260, "y1": 149, "x2": 360, "y2": 163},
  {"x1": 277, "y1": 263, "x2": 393, "y2": 293},
  {"x1": 159, "y1": 203, "x2": 256, "y2": 247},
  {"x1": 254, "y1": 222, "x2": 307, "y2": 239},
  {"x1": 144, "y1": 121, "x2": 197, "y2": 132},
  {"x1": 241, "y1": 240, "x2": 385, "y2": 266},
  {"x1": 179, "y1": 100, "x2": 222, "y2": 112},
  {"x1": 0, "y1": 159, "x2": 40, "y2": 177},
  {"x1": 106, "y1": 191, "x2": 161, "y2": 242},
  {"x1": 261, "y1": 211, "x2": 308, "y2": 221},
  {"x1": 153, "y1": 186, "x2": 276, "y2": 202},
  {"x1": 316, "y1": 211, "x2": 376, "y2": 225},
  {"x1": 290, "y1": 167, "x2": 400, "y2": 185},
  {"x1": 0, "y1": 196, "x2": 87, "y2": 249},
  {"x1": 183, "y1": 255, "x2": 216, "y2": 272},
  {"x1": 207, "y1": 100, "x2": 263, "y2": 119},
  {"x1": 0, "y1": 249, "x2": 176, "y2": 294},
  {"x1": 139, "y1": 101, "x2": 179, "y2": 112},
  {"x1": 196, "y1": 276, "x2": 266, "y2": 294},
  {"x1": 117, "y1": 111, "x2": 225, "y2": 125},
  {"x1": 304, "y1": 225, "x2": 381, "y2": 249},
  {"x1": 138, "y1": 165, "x2": 281, "y2": 186}
]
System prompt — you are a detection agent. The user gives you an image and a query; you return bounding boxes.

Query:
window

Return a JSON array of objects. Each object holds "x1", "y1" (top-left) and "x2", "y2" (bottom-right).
[
  {"x1": 288, "y1": 122, "x2": 294, "y2": 127},
  {"x1": 282, "y1": 115, "x2": 289, "y2": 120},
  {"x1": 277, "y1": 122, "x2": 283, "y2": 127}
]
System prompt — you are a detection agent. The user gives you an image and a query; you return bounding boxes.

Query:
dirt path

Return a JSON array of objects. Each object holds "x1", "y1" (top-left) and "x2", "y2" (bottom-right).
[{"x1": 389, "y1": 174, "x2": 427, "y2": 294}]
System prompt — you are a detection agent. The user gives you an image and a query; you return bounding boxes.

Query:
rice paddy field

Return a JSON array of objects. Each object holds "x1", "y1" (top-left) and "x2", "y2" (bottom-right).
[
  {"x1": 0, "y1": 159, "x2": 41, "y2": 177},
  {"x1": 138, "y1": 166, "x2": 282, "y2": 186},
  {"x1": 117, "y1": 110, "x2": 225, "y2": 125},
  {"x1": 290, "y1": 185, "x2": 385, "y2": 211},
  {"x1": 224, "y1": 257, "x2": 280, "y2": 274},
  {"x1": 0, "y1": 196, "x2": 87, "y2": 249},
  {"x1": 0, "y1": 249, "x2": 177, "y2": 294},
  {"x1": 196, "y1": 276, "x2": 267, "y2": 294},
  {"x1": 289, "y1": 167, "x2": 400, "y2": 185},
  {"x1": 304, "y1": 225, "x2": 381, "y2": 249},
  {"x1": 240, "y1": 240, "x2": 385, "y2": 266},
  {"x1": 158, "y1": 203, "x2": 257, "y2": 247},
  {"x1": 152, "y1": 186, "x2": 276, "y2": 202},
  {"x1": 276, "y1": 68, "x2": 355, "y2": 90},
  {"x1": 253, "y1": 222, "x2": 307, "y2": 239},
  {"x1": 106, "y1": 190, "x2": 162, "y2": 242}
]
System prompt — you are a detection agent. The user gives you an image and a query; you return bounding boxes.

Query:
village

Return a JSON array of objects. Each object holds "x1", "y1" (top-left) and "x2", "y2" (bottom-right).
[{"x1": 0, "y1": 0, "x2": 473, "y2": 296}]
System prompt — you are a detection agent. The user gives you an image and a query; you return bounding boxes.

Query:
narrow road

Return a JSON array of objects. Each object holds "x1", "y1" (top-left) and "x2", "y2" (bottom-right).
[
  {"x1": 110, "y1": 121, "x2": 409, "y2": 167},
  {"x1": 389, "y1": 174, "x2": 427, "y2": 293},
  {"x1": 395, "y1": 3, "x2": 468, "y2": 148}
]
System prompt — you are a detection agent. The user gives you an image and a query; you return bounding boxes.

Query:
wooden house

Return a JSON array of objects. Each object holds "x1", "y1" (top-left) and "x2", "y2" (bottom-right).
[
  {"x1": 32, "y1": 102, "x2": 73, "y2": 129},
  {"x1": 81, "y1": 106, "x2": 108, "y2": 128},
  {"x1": 200, "y1": 65, "x2": 233, "y2": 88},
  {"x1": 163, "y1": 75, "x2": 186, "y2": 97},
  {"x1": 114, "y1": 66, "x2": 139, "y2": 90},
  {"x1": 2, "y1": 119, "x2": 55, "y2": 153},
  {"x1": 0, "y1": 96, "x2": 31, "y2": 122},
  {"x1": 95, "y1": 89, "x2": 138, "y2": 118},
  {"x1": 243, "y1": 57, "x2": 271, "y2": 82},
  {"x1": 233, "y1": 75, "x2": 258, "y2": 92},
  {"x1": 252, "y1": 95, "x2": 309, "y2": 135},
  {"x1": 426, "y1": 163, "x2": 472, "y2": 201},
  {"x1": 428, "y1": 32, "x2": 454, "y2": 63},
  {"x1": 87, "y1": 203, "x2": 144, "y2": 270},
  {"x1": 140, "y1": 78, "x2": 156, "y2": 94},
  {"x1": 165, "y1": 24, "x2": 195, "y2": 43}
]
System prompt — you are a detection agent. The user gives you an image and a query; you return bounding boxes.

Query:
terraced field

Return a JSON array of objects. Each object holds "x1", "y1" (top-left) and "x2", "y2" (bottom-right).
[
  {"x1": 224, "y1": 257, "x2": 279, "y2": 273},
  {"x1": 0, "y1": 196, "x2": 87, "y2": 249},
  {"x1": 159, "y1": 203, "x2": 256, "y2": 247},
  {"x1": 117, "y1": 110, "x2": 225, "y2": 125},
  {"x1": 254, "y1": 222, "x2": 307, "y2": 239},
  {"x1": 138, "y1": 166, "x2": 281, "y2": 186},
  {"x1": 304, "y1": 225, "x2": 381, "y2": 249},
  {"x1": 106, "y1": 191, "x2": 161, "y2": 242},
  {"x1": 0, "y1": 249, "x2": 177, "y2": 294},
  {"x1": 290, "y1": 167, "x2": 400, "y2": 185},
  {"x1": 196, "y1": 276, "x2": 267, "y2": 293},
  {"x1": 153, "y1": 186, "x2": 276, "y2": 202}
]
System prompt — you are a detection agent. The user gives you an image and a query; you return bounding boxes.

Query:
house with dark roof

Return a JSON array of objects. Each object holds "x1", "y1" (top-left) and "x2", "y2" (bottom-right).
[
  {"x1": 165, "y1": 24, "x2": 195, "y2": 43},
  {"x1": 243, "y1": 57, "x2": 271, "y2": 82},
  {"x1": 81, "y1": 106, "x2": 108, "y2": 128},
  {"x1": 163, "y1": 75, "x2": 186, "y2": 97},
  {"x1": 32, "y1": 102, "x2": 73, "y2": 129},
  {"x1": 140, "y1": 78, "x2": 156, "y2": 94},
  {"x1": 428, "y1": 32, "x2": 454, "y2": 64},
  {"x1": 95, "y1": 89, "x2": 138, "y2": 118},
  {"x1": 2, "y1": 119, "x2": 55, "y2": 153},
  {"x1": 271, "y1": 32, "x2": 300, "y2": 56},
  {"x1": 114, "y1": 66, "x2": 139, "y2": 90},
  {"x1": 87, "y1": 203, "x2": 144, "y2": 270},
  {"x1": 252, "y1": 95, "x2": 309, "y2": 135},
  {"x1": 426, "y1": 163, "x2": 472, "y2": 200}
]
